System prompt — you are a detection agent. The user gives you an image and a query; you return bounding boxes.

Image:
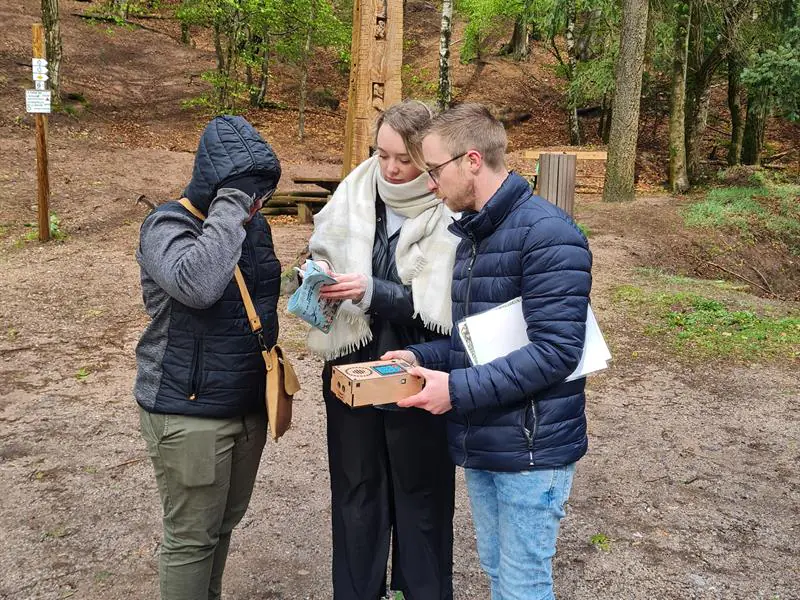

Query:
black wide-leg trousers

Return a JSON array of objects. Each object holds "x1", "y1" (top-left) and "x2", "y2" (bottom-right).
[{"x1": 324, "y1": 390, "x2": 455, "y2": 600}]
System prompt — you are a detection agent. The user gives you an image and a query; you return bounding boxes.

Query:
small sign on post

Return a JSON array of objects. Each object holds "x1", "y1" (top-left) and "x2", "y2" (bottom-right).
[
  {"x1": 29, "y1": 24, "x2": 51, "y2": 242},
  {"x1": 26, "y1": 90, "x2": 51, "y2": 114}
]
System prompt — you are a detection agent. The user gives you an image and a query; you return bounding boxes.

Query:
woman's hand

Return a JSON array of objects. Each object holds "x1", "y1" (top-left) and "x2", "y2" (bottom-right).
[{"x1": 319, "y1": 272, "x2": 368, "y2": 303}]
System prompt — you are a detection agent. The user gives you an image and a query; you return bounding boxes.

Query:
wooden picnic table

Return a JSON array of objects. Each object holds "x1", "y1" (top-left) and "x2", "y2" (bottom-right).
[{"x1": 292, "y1": 176, "x2": 342, "y2": 194}]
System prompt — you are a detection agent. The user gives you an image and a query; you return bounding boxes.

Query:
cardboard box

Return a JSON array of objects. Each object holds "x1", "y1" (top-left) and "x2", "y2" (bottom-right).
[{"x1": 331, "y1": 359, "x2": 423, "y2": 407}]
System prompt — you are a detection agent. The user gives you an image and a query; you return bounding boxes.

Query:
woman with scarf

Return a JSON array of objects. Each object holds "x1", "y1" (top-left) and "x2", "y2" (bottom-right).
[{"x1": 307, "y1": 100, "x2": 458, "y2": 600}]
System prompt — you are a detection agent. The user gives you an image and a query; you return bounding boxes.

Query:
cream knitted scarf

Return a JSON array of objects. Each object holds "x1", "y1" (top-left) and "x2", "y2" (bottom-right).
[{"x1": 307, "y1": 156, "x2": 458, "y2": 360}]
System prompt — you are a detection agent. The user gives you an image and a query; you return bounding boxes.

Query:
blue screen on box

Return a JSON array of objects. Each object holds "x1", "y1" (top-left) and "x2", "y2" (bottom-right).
[{"x1": 373, "y1": 364, "x2": 403, "y2": 376}]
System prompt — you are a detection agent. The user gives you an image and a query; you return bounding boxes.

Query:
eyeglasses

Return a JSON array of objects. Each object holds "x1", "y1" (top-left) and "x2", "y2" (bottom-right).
[{"x1": 426, "y1": 152, "x2": 467, "y2": 184}]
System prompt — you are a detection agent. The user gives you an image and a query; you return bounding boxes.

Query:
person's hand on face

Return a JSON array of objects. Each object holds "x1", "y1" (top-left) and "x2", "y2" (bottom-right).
[
  {"x1": 246, "y1": 196, "x2": 264, "y2": 222},
  {"x1": 319, "y1": 272, "x2": 368, "y2": 303}
]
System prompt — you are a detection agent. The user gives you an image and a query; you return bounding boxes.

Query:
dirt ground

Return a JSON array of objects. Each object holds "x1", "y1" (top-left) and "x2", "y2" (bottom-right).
[{"x1": 1, "y1": 2, "x2": 799, "y2": 599}]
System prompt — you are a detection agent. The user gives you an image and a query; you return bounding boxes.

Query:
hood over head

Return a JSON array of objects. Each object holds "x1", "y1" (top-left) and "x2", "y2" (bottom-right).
[{"x1": 183, "y1": 115, "x2": 281, "y2": 214}]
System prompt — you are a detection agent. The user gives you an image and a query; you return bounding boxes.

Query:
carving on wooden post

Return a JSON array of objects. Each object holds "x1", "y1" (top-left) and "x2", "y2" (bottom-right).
[
  {"x1": 372, "y1": 83, "x2": 385, "y2": 110},
  {"x1": 342, "y1": 0, "x2": 403, "y2": 177}
]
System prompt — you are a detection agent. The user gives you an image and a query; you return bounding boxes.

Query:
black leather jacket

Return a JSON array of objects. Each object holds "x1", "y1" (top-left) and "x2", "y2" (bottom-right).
[{"x1": 322, "y1": 197, "x2": 446, "y2": 408}]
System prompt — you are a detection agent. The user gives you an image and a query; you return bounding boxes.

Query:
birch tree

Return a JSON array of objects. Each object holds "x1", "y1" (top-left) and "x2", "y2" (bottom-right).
[
  {"x1": 565, "y1": 0, "x2": 581, "y2": 144},
  {"x1": 438, "y1": 0, "x2": 453, "y2": 110}
]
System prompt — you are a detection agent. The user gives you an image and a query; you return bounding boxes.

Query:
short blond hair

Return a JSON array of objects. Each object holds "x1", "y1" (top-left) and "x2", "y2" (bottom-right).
[
  {"x1": 374, "y1": 100, "x2": 435, "y2": 169},
  {"x1": 424, "y1": 103, "x2": 507, "y2": 170}
]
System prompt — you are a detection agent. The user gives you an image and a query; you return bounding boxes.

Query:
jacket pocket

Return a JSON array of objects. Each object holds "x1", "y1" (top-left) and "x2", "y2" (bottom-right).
[{"x1": 187, "y1": 336, "x2": 204, "y2": 401}]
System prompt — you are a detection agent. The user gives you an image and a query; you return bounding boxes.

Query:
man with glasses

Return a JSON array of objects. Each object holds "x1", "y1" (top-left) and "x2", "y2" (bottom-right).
[{"x1": 384, "y1": 103, "x2": 592, "y2": 599}]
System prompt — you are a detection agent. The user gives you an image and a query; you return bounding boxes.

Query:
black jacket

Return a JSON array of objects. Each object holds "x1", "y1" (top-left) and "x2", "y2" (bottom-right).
[{"x1": 322, "y1": 198, "x2": 446, "y2": 408}]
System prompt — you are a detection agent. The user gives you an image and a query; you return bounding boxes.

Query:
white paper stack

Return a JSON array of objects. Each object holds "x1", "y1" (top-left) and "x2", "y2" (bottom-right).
[{"x1": 456, "y1": 297, "x2": 611, "y2": 381}]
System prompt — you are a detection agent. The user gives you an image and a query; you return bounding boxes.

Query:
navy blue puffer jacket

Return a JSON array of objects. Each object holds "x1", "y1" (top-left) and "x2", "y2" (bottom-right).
[{"x1": 410, "y1": 173, "x2": 592, "y2": 472}]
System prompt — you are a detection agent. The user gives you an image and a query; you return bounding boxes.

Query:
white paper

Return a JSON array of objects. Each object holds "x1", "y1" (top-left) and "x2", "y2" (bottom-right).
[
  {"x1": 564, "y1": 305, "x2": 611, "y2": 381},
  {"x1": 457, "y1": 297, "x2": 610, "y2": 381}
]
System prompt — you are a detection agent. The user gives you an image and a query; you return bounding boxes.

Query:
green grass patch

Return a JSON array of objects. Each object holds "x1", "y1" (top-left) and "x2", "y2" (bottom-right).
[
  {"x1": 590, "y1": 533, "x2": 611, "y2": 552},
  {"x1": 684, "y1": 184, "x2": 800, "y2": 252},
  {"x1": 21, "y1": 213, "x2": 67, "y2": 243},
  {"x1": 613, "y1": 285, "x2": 800, "y2": 360}
]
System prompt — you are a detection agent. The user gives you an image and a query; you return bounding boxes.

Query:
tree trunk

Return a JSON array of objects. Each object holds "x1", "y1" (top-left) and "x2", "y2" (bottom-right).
[
  {"x1": 180, "y1": 22, "x2": 190, "y2": 45},
  {"x1": 598, "y1": 94, "x2": 613, "y2": 143},
  {"x1": 565, "y1": 0, "x2": 581, "y2": 145},
  {"x1": 437, "y1": 0, "x2": 453, "y2": 111},
  {"x1": 254, "y1": 34, "x2": 270, "y2": 108},
  {"x1": 727, "y1": 54, "x2": 744, "y2": 166},
  {"x1": 602, "y1": 101, "x2": 612, "y2": 143},
  {"x1": 213, "y1": 21, "x2": 225, "y2": 74},
  {"x1": 598, "y1": 94, "x2": 606, "y2": 139},
  {"x1": 602, "y1": 0, "x2": 649, "y2": 202},
  {"x1": 685, "y1": 0, "x2": 753, "y2": 181},
  {"x1": 246, "y1": 26, "x2": 257, "y2": 106},
  {"x1": 510, "y1": 16, "x2": 529, "y2": 60},
  {"x1": 246, "y1": 60, "x2": 255, "y2": 105},
  {"x1": 686, "y1": 78, "x2": 713, "y2": 180},
  {"x1": 298, "y1": 4, "x2": 315, "y2": 140},
  {"x1": 41, "y1": 0, "x2": 62, "y2": 104},
  {"x1": 668, "y1": 0, "x2": 691, "y2": 193},
  {"x1": 741, "y1": 88, "x2": 768, "y2": 166}
]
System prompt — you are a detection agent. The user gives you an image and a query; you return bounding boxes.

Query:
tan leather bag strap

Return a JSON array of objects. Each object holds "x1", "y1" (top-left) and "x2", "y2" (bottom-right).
[{"x1": 178, "y1": 198, "x2": 263, "y2": 337}]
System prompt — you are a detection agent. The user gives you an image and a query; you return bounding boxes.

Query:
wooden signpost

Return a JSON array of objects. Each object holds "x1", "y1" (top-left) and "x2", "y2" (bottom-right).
[
  {"x1": 341, "y1": 0, "x2": 404, "y2": 178},
  {"x1": 29, "y1": 24, "x2": 52, "y2": 242}
]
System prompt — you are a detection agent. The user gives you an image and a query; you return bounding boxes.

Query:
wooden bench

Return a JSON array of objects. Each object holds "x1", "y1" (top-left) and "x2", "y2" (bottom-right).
[
  {"x1": 262, "y1": 194, "x2": 328, "y2": 222},
  {"x1": 292, "y1": 176, "x2": 342, "y2": 195}
]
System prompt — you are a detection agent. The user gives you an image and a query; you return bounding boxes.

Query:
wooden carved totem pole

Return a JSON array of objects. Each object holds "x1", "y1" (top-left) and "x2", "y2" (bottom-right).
[{"x1": 341, "y1": 0, "x2": 404, "y2": 177}]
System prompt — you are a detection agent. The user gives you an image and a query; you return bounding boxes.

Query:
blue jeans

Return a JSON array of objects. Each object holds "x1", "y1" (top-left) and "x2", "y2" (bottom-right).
[{"x1": 464, "y1": 464, "x2": 576, "y2": 600}]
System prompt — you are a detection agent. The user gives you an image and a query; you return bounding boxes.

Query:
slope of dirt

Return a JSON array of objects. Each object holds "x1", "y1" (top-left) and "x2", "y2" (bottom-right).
[
  {"x1": 1, "y1": 2, "x2": 799, "y2": 600},
  {"x1": 576, "y1": 192, "x2": 800, "y2": 300}
]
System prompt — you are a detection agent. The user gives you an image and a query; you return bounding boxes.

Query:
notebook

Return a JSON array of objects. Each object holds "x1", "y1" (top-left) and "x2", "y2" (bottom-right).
[{"x1": 457, "y1": 297, "x2": 611, "y2": 381}]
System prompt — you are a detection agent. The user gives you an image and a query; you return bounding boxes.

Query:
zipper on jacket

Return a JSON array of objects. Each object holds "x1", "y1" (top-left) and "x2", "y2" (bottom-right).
[
  {"x1": 464, "y1": 234, "x2": 478, "y2": 315},
  {"x1": 188, "y1": 336, "x2": 203, "y2": 400},
  {"x1": 530, "y1": 400, "x2": 538, "y2": 466},
  {"x1": 523, "y1": 426, "x2": 534, "y2": 467},
  {"x1": 459, "y1": 233, "x2": 478, "y2": 467}
]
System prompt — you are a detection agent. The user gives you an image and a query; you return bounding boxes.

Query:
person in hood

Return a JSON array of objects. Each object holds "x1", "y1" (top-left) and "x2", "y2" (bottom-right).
[
  {"x1": 308, "y1": 100, "x2": 459, "y2": 600},
  {"x1": 134, "y1": 115, "x2": 282, "y2": 600}
]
